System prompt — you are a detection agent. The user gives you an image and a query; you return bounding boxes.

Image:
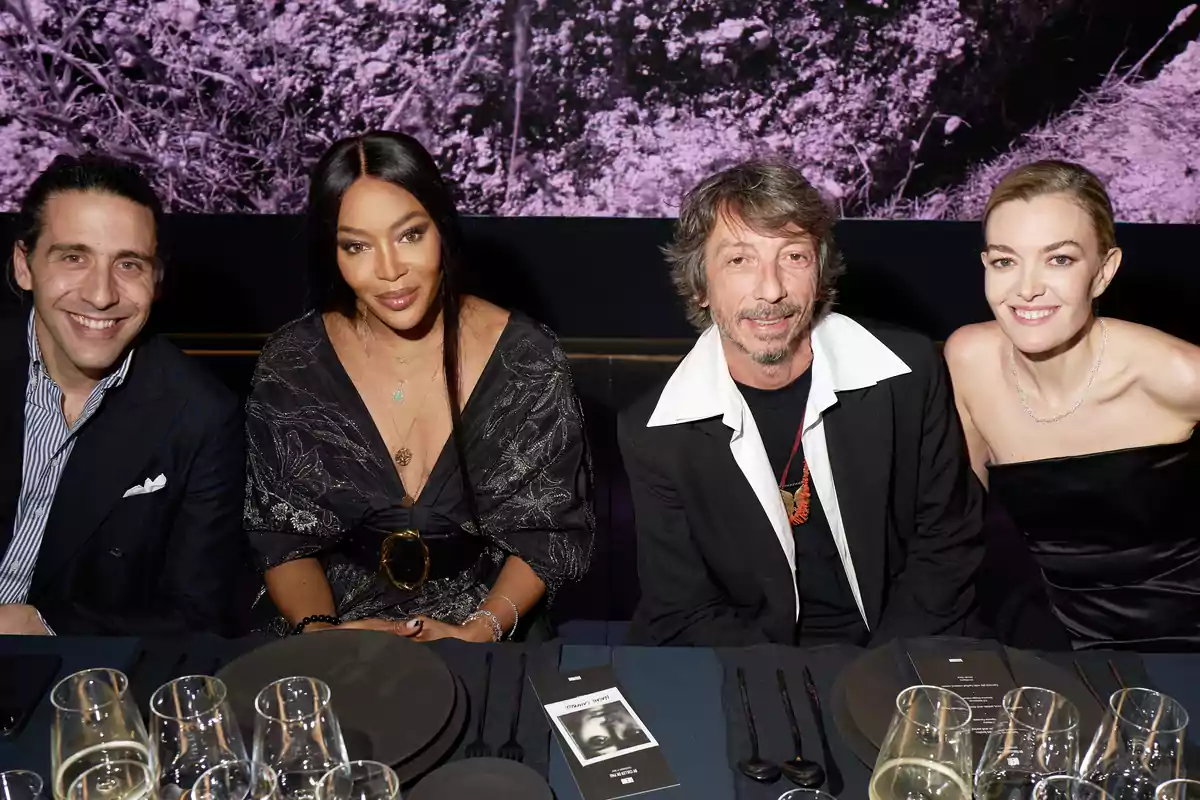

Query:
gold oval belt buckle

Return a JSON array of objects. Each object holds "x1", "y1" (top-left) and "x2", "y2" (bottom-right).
[{"x1": 380, "y1": 529, "x2": 431, "y2": 591}]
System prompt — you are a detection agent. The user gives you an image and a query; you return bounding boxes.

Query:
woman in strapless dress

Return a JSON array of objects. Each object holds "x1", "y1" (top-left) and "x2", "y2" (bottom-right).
[{"x1": 944, "y1": 160, "x2": 1200, "y2": 651}]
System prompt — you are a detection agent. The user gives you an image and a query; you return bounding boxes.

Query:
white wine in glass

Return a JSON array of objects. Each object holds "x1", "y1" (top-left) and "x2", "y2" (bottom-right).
[
  {"x1": 50, "y1": 669, "x2": 153, "y2": 800},
  {"x1": 65, "y1": 761, "x2": 154, "y2": 800},
  {"x1": 870, "y1": 686, "x2": 974, "y2": 800}
]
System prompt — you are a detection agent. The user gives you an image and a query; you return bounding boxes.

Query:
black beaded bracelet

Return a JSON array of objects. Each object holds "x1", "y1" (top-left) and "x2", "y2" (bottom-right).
[{"x1": 293, "y1": 614, "x2": 341, "y2": 635}]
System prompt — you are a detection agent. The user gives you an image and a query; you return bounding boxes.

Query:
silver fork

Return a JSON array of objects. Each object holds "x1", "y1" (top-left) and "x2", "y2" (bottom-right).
[{"x1": 498, "y1": 652, "x2": 527, "y2": 762}]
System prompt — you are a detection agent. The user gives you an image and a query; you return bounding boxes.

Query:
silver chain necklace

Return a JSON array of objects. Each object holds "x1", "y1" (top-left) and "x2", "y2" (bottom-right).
[{"x1": 1010, "y1": 317, "x2": 1107, "y2": 424}]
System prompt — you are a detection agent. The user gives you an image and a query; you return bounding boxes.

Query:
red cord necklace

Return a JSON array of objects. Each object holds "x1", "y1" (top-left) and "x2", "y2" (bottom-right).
[{"x1": 778, "y1": 421, "x2": 810, "y2": 525}]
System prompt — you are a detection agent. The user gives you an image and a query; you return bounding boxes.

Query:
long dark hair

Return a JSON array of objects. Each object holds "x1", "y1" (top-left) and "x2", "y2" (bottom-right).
[{"x1": 307, "y1": 131, "x2": 479, "y2": 527}]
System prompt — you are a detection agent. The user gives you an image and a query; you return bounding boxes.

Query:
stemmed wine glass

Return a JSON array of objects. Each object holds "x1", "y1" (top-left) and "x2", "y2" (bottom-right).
[
  {"x1": 1033, "y1": 776, "x2": 1112, "y2": 800},
  {"x1": 1081, "y1": 688, "x2": 1188, "y2": 800},
  {"x1": 150, "y1": 676, "x2": 247, "y2": 800},
  {"x1": 975, "y1": 687, "x2": 1081, "y2": 800},
  {"x1": 869, "y1": 685, "x2": 974, "y2": 800},
  {"x1": 1156, "y1": 781, "x2": 1200, "y2": 800},
  {"x1": 192, "y1": 762, "x2": 278, "y2": 800},
  {"x1": 252, "y1": 678, "x2": 347, "y2": 800},
  {"x1": 1, "y1": 771, "x2": 45, "y2": 800},
  {"x1": 315, "y1": 763, "x2": 399, "y2": 800},
  {"x1": 50, "y1": 669, "x2": 154, "y2": 800},
  {"x1": 64, "y1": 761, "x2": 154, "y2": 800}
]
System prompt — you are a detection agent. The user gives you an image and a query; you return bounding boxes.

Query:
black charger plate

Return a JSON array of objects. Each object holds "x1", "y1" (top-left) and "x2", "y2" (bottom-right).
[
  {"x1": 217, "y1": 630, "x2": 456, "y2": 766},
  {"x1": 407, "y1": 756, "x2": 552, "y2": 800},
  {"x1": 831, "y1": 639, "x2": 1105, "y2": 767},
  {"x1": 393, "y1": 674, "x2": 470, "y2": 785}
]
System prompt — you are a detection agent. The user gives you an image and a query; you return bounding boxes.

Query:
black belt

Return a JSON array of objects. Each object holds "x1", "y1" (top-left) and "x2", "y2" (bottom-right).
[{"x1": 340, "y1": 526, "x2": 487, "y2": 590}]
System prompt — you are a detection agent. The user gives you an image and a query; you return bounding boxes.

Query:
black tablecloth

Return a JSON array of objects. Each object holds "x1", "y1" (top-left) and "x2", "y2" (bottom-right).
[
  {"x1": 0, "y1": 634, "x2": 555, "y2": 790},
  {"x1": 3, "y1": 633, "x2": 1199, "y2": 800}
]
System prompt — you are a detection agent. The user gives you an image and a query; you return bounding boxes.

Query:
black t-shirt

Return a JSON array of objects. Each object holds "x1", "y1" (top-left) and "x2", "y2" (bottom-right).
[{"x1": 736, "y1": 371, "x2": 869, "y2": 646}]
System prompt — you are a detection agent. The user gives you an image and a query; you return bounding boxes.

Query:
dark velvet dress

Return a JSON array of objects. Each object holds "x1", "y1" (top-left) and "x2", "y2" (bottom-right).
[
  {"x1": 243, "y1": 311, "x2": 595, "y2": 634},
  {"x1": 989, "y1": 438, "x2": 1200, "y2": 650}
]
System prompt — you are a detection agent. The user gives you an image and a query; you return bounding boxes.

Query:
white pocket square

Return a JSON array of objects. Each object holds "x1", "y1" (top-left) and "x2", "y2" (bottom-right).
[{"x1": 122, "y1": 473, "x2": 167, "y2": 498}]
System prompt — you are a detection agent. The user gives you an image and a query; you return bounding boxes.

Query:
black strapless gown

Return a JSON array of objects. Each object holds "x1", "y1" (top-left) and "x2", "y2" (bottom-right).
[{"x1": 989, "y1": 440, "x2": 1200, "y2": 651}]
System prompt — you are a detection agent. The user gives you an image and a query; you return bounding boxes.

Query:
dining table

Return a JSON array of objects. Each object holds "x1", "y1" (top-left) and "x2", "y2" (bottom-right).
[{"x1": 2, "y1": 624, "x2": 1198, "y2": 800}]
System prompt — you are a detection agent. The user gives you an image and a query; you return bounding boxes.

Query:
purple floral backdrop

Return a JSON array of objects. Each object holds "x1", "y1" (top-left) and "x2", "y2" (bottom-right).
[{"x1": 1, "y1": 0, "x2": 1197, "y2": 221}]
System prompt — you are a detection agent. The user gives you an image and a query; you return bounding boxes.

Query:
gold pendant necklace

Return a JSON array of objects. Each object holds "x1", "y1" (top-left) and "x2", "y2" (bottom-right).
[{"x1": 391, "y1": 368, "x2": 439, "y2": 466}]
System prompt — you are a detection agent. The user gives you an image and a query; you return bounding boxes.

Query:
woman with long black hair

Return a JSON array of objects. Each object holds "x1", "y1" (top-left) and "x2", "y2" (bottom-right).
[{"x1": 244, "y1": 131, "x2": 594, "y2": 641}]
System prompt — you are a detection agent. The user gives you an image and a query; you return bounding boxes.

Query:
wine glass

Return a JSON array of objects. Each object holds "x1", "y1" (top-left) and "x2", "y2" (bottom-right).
[
  {"x1": 1156, "y1": 780, "x2": 1200, "y2": 800},
  {"x1": 192, "y1": 762, "x2": 277, "y2": 800},
  {"x1": 64, "y1": 761, "x2": 154, "y2": 800},
  {"x1": 50, "y1": 669, "x2": 154, "y2": 800},
  {"x1": 869, "y1": 685, "x2": 974, "y2": 800},
  {"x1": 252, "y1": 678, "x2": 347, "y2": 800},
  {"x1": 315, "y1": 763, "x2": 398, "y2": 800},
  {"x1": 1081, "y1": 688, "x2": 1188, "y2": 800},
  {"x1": 150, "y1": 676, "x2": 247, "y2": 800},
  {"x1": 1, "y1": 771, "x2": 45, "y2": 800},
  {"x1": 1033, "y1": 776, "x2": 1112, "y2": 800},
  {"x1": 778, "y1": 791, "x2": 837, "y2": 800},
  {"x1": 975, "y1": 687, "x2": 1081, "y2": 800}
]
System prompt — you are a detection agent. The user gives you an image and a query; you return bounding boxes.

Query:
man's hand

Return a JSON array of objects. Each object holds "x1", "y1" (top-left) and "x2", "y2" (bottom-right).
[{"x1": 0, "y1": 604, "x2": 52, "y2": 635}]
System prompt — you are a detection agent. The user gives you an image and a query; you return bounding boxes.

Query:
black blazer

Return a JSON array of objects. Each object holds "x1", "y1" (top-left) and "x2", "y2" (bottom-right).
[
  {"x1": 618, "y1": 321, "x2": 985, "y2": 647},
  {"x1": 0, "y1": 309, "x2": 251, "y2": 636}
]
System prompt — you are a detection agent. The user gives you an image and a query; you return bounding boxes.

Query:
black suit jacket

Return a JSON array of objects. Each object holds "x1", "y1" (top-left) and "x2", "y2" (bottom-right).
[
  {"x1": 0, "y1": 309, "x2": 251, "y2": 635},
  {"x1": 618, "y1": 320, "x2": 985, "y2": 647}
]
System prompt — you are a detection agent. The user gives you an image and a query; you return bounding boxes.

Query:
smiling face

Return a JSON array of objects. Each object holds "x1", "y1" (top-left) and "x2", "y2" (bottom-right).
[
  {"x1": 701, "y1": 210, "x2": 820, "y2": 369},
  {"x1": 13, "y1": 190, "x2": 157, "y2": 383},
  {"x1": 983, "y1": 192, "x2": 1121, "y2": 355},
  {"x1": 335, "y1": 176, "x2": 442, "y2": 332}
]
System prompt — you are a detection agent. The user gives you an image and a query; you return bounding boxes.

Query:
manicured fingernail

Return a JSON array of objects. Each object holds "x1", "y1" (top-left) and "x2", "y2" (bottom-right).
[{"x1": 408, "y1": 619, "x2": 421, "y2": 629}]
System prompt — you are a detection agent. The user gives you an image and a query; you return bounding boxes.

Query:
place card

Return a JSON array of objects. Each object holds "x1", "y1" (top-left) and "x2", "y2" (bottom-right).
[{"x1": 530, "y1": 664, "x2": 678, "y2": 799}]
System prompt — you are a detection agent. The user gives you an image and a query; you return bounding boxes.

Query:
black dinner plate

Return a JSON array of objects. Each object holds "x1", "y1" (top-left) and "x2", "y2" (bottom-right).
[
  {"x1": 393, "y1": 675, "x2": 470, "y2": 785},
  {"x1": 832, "y1": 639, "x2": 1105, "y2": 767},
  {"x1": 406, "y1": 757, "x2": 553, "y2": 800},
  {"x1": 216, "y1": 630, "x2": 456, "y2": 766}
]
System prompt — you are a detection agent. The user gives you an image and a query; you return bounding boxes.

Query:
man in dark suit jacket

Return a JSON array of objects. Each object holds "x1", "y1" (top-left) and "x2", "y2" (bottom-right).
[
  {"x1": 619, "y1": 160, "x2": 984, "y2": 647},
  {"x1": 0, "y1": 154, "x2": 249, "y2": 636}
]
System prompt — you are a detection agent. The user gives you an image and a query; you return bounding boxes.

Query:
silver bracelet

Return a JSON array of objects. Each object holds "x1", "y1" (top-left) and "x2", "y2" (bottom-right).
[
  {"x1": 463, "y1": 610, "x2": 502, "y2": 642},
  {"x1": 490, "y1": 594, "x2": 520, "y2": 639}
]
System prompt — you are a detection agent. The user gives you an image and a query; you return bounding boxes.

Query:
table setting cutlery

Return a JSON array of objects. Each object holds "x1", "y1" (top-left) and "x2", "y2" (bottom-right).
[
  {"x1": 736, "y1": 666, "x2": 782, "y2": 784},
  {"x1": 802, "y1": 666, "x2": 842, "y2": 796},
  {"x1": 776, "y1": 669, "x2": 825, "y2": 789},
  {"x1": 1073, "y1": 661, "x2": 1107, "y2": 709},
  {"x1": 464, "y1": 651, "x2": 493, "y2": 759},
  {"x1": 497, "y1": 652, "x2": 527, "y2": 763}
]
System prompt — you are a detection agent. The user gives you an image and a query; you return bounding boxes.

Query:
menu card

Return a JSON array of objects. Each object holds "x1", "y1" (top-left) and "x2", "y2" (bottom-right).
[
  {"x1": 529, "y1": 664, "x2": 679, "y2": 799},
  {"x1": 906, "y1": 642, "x2": 1019, "y2": 753}
]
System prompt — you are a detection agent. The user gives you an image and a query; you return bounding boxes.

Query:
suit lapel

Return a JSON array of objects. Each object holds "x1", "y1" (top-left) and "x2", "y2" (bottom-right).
[
  {"x1": 0, "y1": 309, "x2": 32, "y2": 558},
  {"x1": 821, "y1": 384, "x2": 892, "y2": 628},
  {"x1": 691, "y1": 417, "x2": 798, "y2": 628},
  {"x1": 29, "y1": 344, "x2": 177, "y2": 598}
]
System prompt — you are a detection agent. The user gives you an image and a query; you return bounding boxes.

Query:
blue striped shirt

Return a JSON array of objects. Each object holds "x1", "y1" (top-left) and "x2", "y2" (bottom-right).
[{"x1": 0, "y1": 312, "x2": 134, "y2": 604}]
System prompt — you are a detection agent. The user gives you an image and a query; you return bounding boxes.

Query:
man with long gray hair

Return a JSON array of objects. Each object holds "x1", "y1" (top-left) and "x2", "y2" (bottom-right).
[{"x1": 618, "y1": 160, "x2": 984, "y2": 646}]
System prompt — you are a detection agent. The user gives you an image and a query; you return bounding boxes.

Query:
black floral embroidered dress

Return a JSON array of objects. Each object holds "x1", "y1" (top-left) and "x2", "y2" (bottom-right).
[{"x1": 244, "y1": 311, "x2": 595, "y2": 633}]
